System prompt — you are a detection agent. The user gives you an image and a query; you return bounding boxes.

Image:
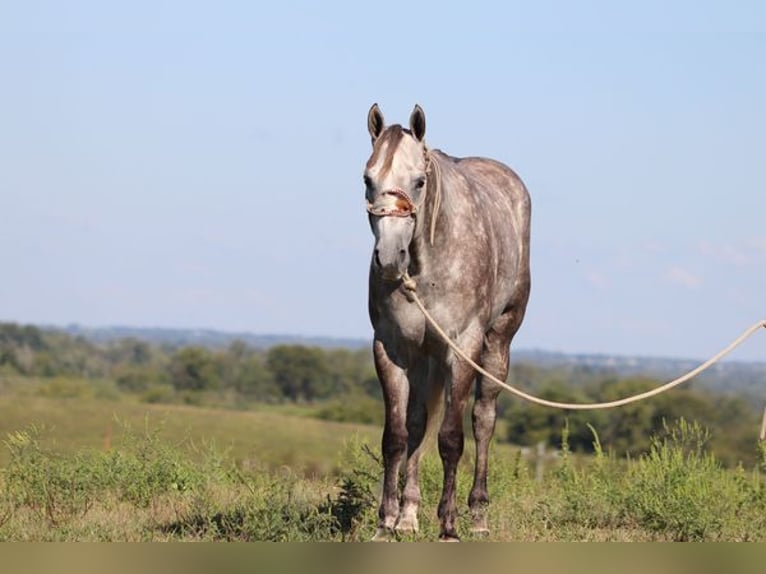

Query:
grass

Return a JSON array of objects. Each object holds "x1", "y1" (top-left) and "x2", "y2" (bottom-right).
[
  {"x1": 0, "y1": 376, "x2": 379, "y2": 475},
  {"x1": 3, "y1": 376, "x2": 766, "y2": 541},
  {"x1": 3, "y1": 419, "x2": 766, "y2": 541}
]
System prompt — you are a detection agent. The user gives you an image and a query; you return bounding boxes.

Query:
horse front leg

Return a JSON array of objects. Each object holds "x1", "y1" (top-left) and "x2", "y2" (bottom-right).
[
  {"x1": 395, "y1": 400, "x2": 426, "y2": 535},
  {"x1": 372, "y1": 339, "x2": 409, "y2": 541},
  {"x1": 397, "y1": 358, "x2": 437, "y2": 534}
]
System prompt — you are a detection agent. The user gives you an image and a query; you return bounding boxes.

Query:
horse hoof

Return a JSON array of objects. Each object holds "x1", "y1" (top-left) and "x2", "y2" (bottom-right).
[
  {"x1": 470, "y1": 517, "x2": 490, "y2": 536},
  {"x1": 395, "y1": 517, "x2": 419, "y2": 534},
  {"x1": 438, "y1": 533, "x2": 461, "y2": 543}
]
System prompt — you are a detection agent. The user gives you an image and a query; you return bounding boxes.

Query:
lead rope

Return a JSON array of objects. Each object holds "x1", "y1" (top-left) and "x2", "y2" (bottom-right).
[{"x1": 401, "y1": 272, "x2": 766, "y2": 434}]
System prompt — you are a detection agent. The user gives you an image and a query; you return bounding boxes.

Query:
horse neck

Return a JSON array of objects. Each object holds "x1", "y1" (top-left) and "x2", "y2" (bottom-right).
[{"x1": 412, "y1": 149, "x2": 452, "y2": 267}]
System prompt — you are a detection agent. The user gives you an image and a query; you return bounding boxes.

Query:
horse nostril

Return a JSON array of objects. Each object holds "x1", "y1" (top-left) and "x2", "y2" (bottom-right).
[{"x1": 374, "y1": 249, "x2": 382, "y2": 268}]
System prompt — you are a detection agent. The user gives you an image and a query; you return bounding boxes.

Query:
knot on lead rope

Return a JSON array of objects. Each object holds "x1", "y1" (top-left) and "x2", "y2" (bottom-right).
[{"x1": 401, "y1": 273, "x2": 417, "y2": 302}]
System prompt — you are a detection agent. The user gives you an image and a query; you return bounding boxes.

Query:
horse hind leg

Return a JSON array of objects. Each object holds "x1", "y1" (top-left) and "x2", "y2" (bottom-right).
[
  {"x1": 469, "y1": 310, "x2": 520, "y2": 535},
  {"x1": 437, "y1": 329, "x2": 484, "y2": 541}
]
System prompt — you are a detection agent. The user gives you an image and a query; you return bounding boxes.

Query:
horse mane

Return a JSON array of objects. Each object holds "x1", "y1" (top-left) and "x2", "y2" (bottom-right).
[{"x1": 424, "y1": 147, "x2": 443, "y2": 246}]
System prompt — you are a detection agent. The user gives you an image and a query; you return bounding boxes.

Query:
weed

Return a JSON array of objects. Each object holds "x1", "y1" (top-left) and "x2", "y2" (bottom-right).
[
  {"x1": 164, "y1": 470, "x2": 337, "y2": 541},
  {"x1": 2, "y1": 426, "x2": 98, "y2": 525},
  {"x1": 0, "y1": 421, "x2": 218, "y2": 531},
  {"x1": 623, "y1": 419, "x2": 750, "y2": 540},
  {"x1": 321, "y1": 438, "x2": 380, "y2": 540}
]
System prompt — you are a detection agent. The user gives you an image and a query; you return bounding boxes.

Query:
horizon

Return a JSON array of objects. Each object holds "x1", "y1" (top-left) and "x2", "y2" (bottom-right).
[{"x1": 22, "y1": 320, "x2": 761, "y2": 365}]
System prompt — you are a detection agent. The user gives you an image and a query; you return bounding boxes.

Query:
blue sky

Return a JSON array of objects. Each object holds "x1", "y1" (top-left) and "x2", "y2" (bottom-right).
[{"x1": 1, "y1": 1, "x2": 764, "y2": 361}]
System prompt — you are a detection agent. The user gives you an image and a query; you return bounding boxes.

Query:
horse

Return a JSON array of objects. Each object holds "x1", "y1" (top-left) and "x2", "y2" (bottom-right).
[{"x1": 364, "y1": 103, "x2": 531, "y2": 541}]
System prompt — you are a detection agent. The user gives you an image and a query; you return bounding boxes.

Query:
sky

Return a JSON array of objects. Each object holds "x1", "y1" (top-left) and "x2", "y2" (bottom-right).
[{"x1": 1, "y1": 1, "x2": 764, "y2": 361}]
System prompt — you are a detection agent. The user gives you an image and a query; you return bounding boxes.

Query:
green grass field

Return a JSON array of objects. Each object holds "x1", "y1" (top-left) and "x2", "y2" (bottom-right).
[
  {"x1": 3, "y1": 376, "x2": 766, "y2": 541},
  {"x1": 0, "y1": 377, "x2": 379, "y2": 475}
]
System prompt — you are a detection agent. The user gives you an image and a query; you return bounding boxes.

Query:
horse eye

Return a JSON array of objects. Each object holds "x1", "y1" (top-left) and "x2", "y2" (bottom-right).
[{"x1": 414, "y1": 177, "x2": 425, "y2": 189}]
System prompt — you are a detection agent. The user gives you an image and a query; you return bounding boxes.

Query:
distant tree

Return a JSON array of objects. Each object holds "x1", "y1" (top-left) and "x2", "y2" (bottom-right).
[
  {"x1": 217, "y1": 340, "x2": 252, "y2": 391},
  {"x1": 266, "y1": 345, "x2": 332, "y2": 402},
  {"x1": 504, "y1": 379, "x2": 601, "y2": 451},
  {"x1": 0, "y1": 323, "x2": 48, "y2": 374},
  {"x1": 168, "y1": 347, "x2": 220, "y2": 391},
  {"x1": 113, "y1": 364, "x2": 168, "y2": 392},
  {"x1": 709, "y1": 395, "x2": 759, "y2": 467},
  {"x1": 497, "y1": 362, "x2": 543, "y2": 416},
  {"x1": 325, "y1": 348, "x2": 377, "y2": 396},
  {"x1": 227, "y1": 340, "x2": 248, "y2": 360},
  {"x1": 580, "y1": 377, "x2": 664, "y2": 456},
  {"x1": 0, "y1": 323, "x2": 46, "y2": 350},
  {"x1": 502, "y1": 373, "x2": 760, "y2": 466},
  {"x1": 105, "y1": 338, "x2": 153, "y2": 366},
  {"x1": 233, "y1": 355, "x2": 279, "y2": 401},
  {"x1": 359, "y1": 371, "x2": 382, "y2": 399}
]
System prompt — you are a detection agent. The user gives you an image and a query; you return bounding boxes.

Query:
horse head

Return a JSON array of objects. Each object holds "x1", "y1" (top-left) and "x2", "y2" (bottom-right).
[{"x1": 364, "y1": 103, "x2": 428, "y2": 281}]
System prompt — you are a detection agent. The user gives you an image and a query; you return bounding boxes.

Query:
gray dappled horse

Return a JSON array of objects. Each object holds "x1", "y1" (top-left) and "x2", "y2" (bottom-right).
[{"x1": 364, "y1": 104, "x2": 531, "y2": 540}]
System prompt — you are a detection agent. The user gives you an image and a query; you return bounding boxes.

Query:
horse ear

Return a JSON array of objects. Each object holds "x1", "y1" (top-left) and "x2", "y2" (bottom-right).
[
  {"x1": 409, "y1": 104, "x2": 426, "y2": 142},
  {"x1": 367, "y1": 103, "x2": 385, "y2": 144}
]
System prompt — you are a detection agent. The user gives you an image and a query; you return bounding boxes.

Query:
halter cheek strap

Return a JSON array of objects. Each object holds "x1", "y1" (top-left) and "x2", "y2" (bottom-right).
[{"x1": 366, "y1": 188, "x2": 417, "y2": 218}]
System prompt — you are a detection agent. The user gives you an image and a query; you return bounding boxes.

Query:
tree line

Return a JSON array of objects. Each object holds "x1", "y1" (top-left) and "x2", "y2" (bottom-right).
[
  {"x1": 0, "y1": 322, "x2": 760, "y2": 466},
  {"x1": 0, "y1": 322, "x2": 378, "y2": 403}
]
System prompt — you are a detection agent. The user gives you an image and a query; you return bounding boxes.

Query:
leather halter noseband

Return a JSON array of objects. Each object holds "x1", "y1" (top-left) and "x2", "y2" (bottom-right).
[{"x1": 366, "y1": 188, "x2": 417, "y2": 218}]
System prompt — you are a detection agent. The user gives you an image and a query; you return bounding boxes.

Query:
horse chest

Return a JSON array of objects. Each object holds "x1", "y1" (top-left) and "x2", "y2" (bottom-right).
[{"x1": 374, "y1": 295, "x2": 427, "y2": 347}]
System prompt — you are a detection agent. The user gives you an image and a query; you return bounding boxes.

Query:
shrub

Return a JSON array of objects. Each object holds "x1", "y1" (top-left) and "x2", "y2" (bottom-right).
[
  {"x1": 164, "y1": 470, "x2": 338, "y2": 541},
  {"x1": 321, "y1": 437, "x2": 380, "y2": 540},
  {"x1": 623, "y1": 419, "x2": 750, "y2": 541},
  {"x1": 2, "y1": 426, "x2": 101, "y2": 525},
  {"x1": 0, "y1": 423, "x2": 216, "y2": 527},
  {"x1": 549, "y1": 423, "x2": 625, "y2": 530}
]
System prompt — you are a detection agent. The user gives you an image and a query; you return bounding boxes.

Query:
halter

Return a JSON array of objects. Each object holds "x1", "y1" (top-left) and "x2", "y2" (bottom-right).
[
  {"x1": 364, "y1": 151, "x2": 441, "y2": 246},
  {"x1": 366, "y1": 188, "x2": 417, "y2": 218}
]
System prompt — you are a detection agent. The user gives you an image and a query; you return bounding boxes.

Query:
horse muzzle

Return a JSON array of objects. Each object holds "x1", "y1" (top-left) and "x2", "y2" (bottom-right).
[
  {"x1": 370, "y1": 207, "x2": 414, "y2": 282},
  {"x1": 373, "y1": 245, "x2": 410, "y2": 282}
]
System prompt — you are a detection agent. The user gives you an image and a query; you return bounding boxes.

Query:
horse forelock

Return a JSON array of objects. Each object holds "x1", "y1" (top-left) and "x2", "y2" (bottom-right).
[{"x1": 367, "y1": 124, "x2": 427, "y2": 179}]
